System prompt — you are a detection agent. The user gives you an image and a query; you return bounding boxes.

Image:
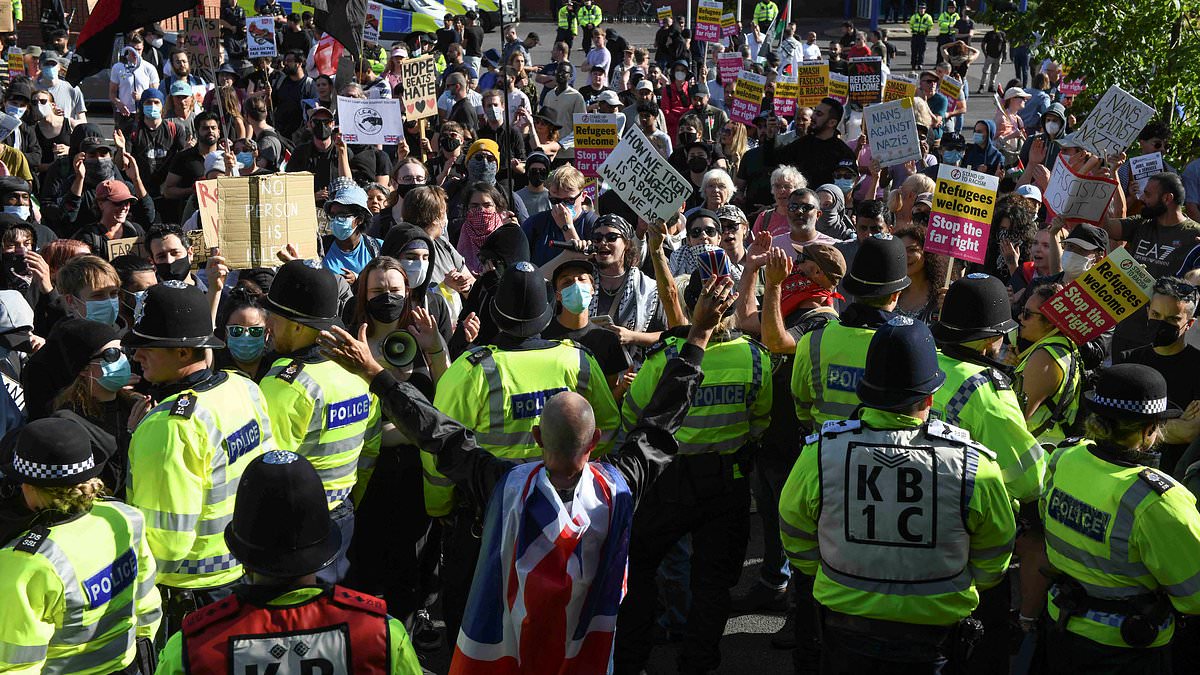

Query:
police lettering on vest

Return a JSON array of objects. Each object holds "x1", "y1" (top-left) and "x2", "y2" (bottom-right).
[
  {"x1": 691, "y1": 384, "x2": 747, "y2": 407},
  {"x1": 1046, "y1": 488, "x2": 1110, "y2": 542},
  {"x1": 327, "y1": 394, "x2": 371, "y2": 429},
  {"x1": 226, "y1": 421, "x2": 263, "y2": 465},
  {"x1": 511, "y1": 388, "x2": 569, "y2": 419},
  {"x1": 826, "y1": 365, "x2": 865, "y2": 393},
  {"x1": 84, "y1": 548, "x2": 139, "y2": 608}
]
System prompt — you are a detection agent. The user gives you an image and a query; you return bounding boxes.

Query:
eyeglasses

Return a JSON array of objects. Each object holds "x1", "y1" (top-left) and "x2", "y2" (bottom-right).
[
  {"x1": 591, "y1": 232, "x2": 623, "y2": 243},
  {"x1": 91, "y1": 347, "x2": 123, "y2": 363},
  {"x1": 549, "y1": 194, "x2": 581, "y2": 206},
  {"x1": 395, "y1": 175, "x2": 427, "y2": 185},
  {"x1": 688, "y1": 225, "x2": 719, "y2": 238},
  {"x1": 1020, "y1": 308, "x2": 1043, "y2": 320},
  {"x1": 788, "y1": 202, "x2": 817, "y2": 214},
  {"x1": 227, "y1": 325, "x2": 266, "y2": 338}
]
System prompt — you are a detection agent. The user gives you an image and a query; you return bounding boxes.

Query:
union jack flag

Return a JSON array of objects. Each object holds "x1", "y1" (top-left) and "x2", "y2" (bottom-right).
[
  {"x1": 695, "y1": 245, "x2": 731, "y2": 280},
  {"x1": 450, "y1": 461, "x2": 635, "y2": 675}
]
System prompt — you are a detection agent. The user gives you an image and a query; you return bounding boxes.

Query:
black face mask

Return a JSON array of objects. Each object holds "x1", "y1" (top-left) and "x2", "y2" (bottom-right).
[
  {"x1": 678, "y1": 131, "x2": 698, "y2": 146},
  {"x1": 312, "y1": 123, "x2": 333, "y2": 141},
  {"x1": 367, "y1": 292, "x2": 406, "y2": 323},
  {"x1": 440, "y1": 135, "x2": 462, "y2": 152},
  {"x1": 527, "y1": 169, "x2": 548, "y2": 186},
  {"x1": 156, "y1": 257, "x2": 191, "y2": 282},
  {"x1": 395, "y1": 183, "x2": 422, "y2": 198},
  {"x1": 687, "y1": 156, "x2": 708, "y2": 173},
  {"x1": 1147, "y1": 318, "x2": 1183, "y2": 348}
]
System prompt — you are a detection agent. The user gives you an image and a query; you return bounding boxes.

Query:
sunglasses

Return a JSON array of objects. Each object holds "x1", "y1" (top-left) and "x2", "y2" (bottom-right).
[
  {"x1": 227, "y1": 325, "x2": 266, "y2": 338},
  {"x1": 591, "y1": 232, "x2": 623, "y2": 243},
  {"x1": 91, "y1": 347, "x2": 124, "y2": 363},
  {"x1": 312, "y1": 118, "x2": 335, "y2": 126},
  {"x1": 788, "y1": 202, "x2": 817, "y2": 213},
  {"x1": 718, "y1": 220, "x2": 743, "y2": 233},
  {"x1": 688, "y1": 225, "x2": 719, "y2": 238},
  {"x1": 549, "y1": 194, "x2": 581, "y2": 206}
]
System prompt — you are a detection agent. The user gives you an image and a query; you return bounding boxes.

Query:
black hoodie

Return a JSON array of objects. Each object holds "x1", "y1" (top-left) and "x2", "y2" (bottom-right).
[{"x1": 376, "y1": 222, "x2": 455, "y2": 344}]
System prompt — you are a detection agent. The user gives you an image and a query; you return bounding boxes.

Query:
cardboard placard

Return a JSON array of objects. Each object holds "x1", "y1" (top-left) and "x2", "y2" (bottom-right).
[
  {"x1": 246, "y1": 17, "x2": 277, "y2": 58},
  {"x1": 105, "y1": 236, "x2": 145, "y2": 260},
  {"x1": 1041, "y1": 247, "x2": 1154, "y2": 345},
  {"x1": 883, "y1": 75, "x2": 917, "y2": 102},
  {"x1": 721, "y1": 13, "x2": 739, "y2": 38},
  {"x1": 717, "y1": 53, "x2": 742, "y2": 85},
  {"x1": 196, "y1": 173, "x2": 319, "y2": 269},
  {"x1": 1044, "y1": 160, "x2": 1118, "y2": 225},
  {"x1": 827, "y1": 73, "x2": 849, "y2": 105},
  {"x1": 0, "y1": 0, "x2": 11, "y2": 33},
  {"x1": 181, "y1": 18, "x2": 222, "y2": 81},
  {"x1": 925, "y1": 165, "x2": 999, "y2": 265},
  {"x1": 395, "y1": 55, "x2": 438, "y2": 120},
  {"x1": 364, "y1": 1, "x2": 383, "y2": 44},
  {"x1": 729, "y1": 70, "x2": 765, "y2": 125},
  {"x1": 657, "y1": 5, "x2": 672, "y2": 23},
  {"x1": 795, "y1": 62, "x2": 829, "y2": 108},
  {"x1": 695, "y1": 0, "x2": 723, "y2": 42},
  {"x1": 865, "y1": 98, "x2": 921, "y2": 166},
  {"x1": 336, "y1": 96, "x2": 402, "y2": 145},
  {"x1": 773, "y1": 76, "x2": 798, "y2": 118},
  {"x1": 597, "y1": 125, "x2": 691, "y2": 223},
  {"x1": 848, "y1": 57, "x2": 883, "y2": 107},
  {"x1": 937, "y1": 75, "x2": 964, "y2": 101},
  {"x1": 574, "y1": 113, "x2": 619, "y2": 177},
  {"x1": 1071, "y1": 85, "x2": 1155, "y2": 159},
  {"x1": 1129, "y1": 152, "x2": 1164, "y2": 195}
]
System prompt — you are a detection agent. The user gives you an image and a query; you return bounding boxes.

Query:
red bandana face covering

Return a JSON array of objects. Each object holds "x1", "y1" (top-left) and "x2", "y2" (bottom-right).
[{"x1": 780, "y1": 272, "x2": 841, "y2": 317}]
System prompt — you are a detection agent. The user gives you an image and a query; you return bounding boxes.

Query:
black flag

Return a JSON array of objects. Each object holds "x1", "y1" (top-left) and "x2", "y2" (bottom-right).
[
  {"x1": 315, "y1": 0, "x2": 368, "y2": 58},
  {"x1": 75, "y1": 0, "x2": 197, "y2": 76}
]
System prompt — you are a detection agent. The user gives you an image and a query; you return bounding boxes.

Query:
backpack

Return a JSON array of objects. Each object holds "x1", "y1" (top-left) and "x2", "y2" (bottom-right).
[{"x1": 257, "y1": 128, "x2": 295, "y2": 156}]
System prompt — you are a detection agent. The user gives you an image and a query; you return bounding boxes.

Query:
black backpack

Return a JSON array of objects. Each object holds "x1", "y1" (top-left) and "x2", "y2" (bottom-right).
[{"x1": 257, "y1": 128, "x2": 296, "y2": 157}]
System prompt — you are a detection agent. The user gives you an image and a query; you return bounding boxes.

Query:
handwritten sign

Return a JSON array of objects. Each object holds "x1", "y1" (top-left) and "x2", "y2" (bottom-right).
[
  {"x1": 717, "y1": 53, "x2": 742, "y2": 85},
  {"x1": 827, "y1": 73, "x2": 849, "y2": 105},
  {"x1": 105, "y1": 237, "x2": 144, "y2": 260},
  {"x1": 1129, "y1": 152, "x2": 1164, "y2": 195},
  {"x1": 721, "y1": 13, "x2": 739, "y2": 38},
  {"x1": 337, "y1": 95, "x2": 402, "y2": 144},
  {"x1": 1071, "y1": 85, "x2": 1155, "y2": 159},
  {"x1": 795, "y1": 62, "x2": 829, "y2": 108},
  {"x1": 773, "y1": 76, "x2": 798, "y2": 118},
  {"x1": 364, "y1": 1, "x2": 383, "y2": 44},
  {"x1": 848, "y1": 57, "x2": 883, "y2": 107},
  {"x1": 197, "y1": 173, "x2": 319, "y2": 269},
  {"x1": 597, "y1": 125, "x2": 691, "y2": 223},
  {"x1": 926, "y1": 165, "x2": 999, "y2": 265},
  {"x1": 657, "y1": 5, "x2": 672, "y2": 23},
  {"x1": 574, "y1": 113, "x2": 619, "y2": 176},
  {"x1": 181, "y1": 17, "x2": 222, "y2": 81},
  {"x1": 729, "y1": 70, "x2": 765, "y2": 125},
  {"x1": 695, "y1": 0, "x2": 723, "y2": 42},
  {"x1": 395, "y1": 55, "x2": 437, "y2": 120},
  {"x1": 1041, "y1": 247, "x2": 1154, "y2": 344},
  {"x1": 1044, "y1": 160, "x2": 1118, "y2": 225},
  {"x1": 865, "y1": 99, "x2": 921, "y2": 166},
  {"x1": 937, "y1": 75, "x2": 964, "y2": 101},
  {"x1": 883, "y1": 75, "x2": 917, "y2": 102}
]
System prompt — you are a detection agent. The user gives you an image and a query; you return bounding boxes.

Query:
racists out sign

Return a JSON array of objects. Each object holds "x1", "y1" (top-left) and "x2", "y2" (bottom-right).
[
  {"x1": 729, "y1": 70, "x2": 765, "y2": 125},
  {"x1": 848, "y1": 57, "x2": 883, "y2": 107},
  {"x1": 864, "y1": 99, "x2": 921, "y2": 166},
  {"x1": 395, "y1": 55, "x2": 438, "y2": 120},
  {"x1": 1070, "y1": 85, "x2": 1155, "y2": 159},
  {"x1": 1043, "y1": 160, "x2": 1118, "y2": 225},
  {"x1": 795, "y1": 62, "x2": 829, "y2": 108},
  {"x1": 573, "y1": 113, "x2": 620, "y2": 176},
  {"x1": 925, "y1": 165, "x2": 999, "y2": 266},
  {"x1": 1041, "y1": 247, "x2": 1155, "y2": 344},
  {"x1": 598, "y1": 125, "x2": 691, "y2": 223}
]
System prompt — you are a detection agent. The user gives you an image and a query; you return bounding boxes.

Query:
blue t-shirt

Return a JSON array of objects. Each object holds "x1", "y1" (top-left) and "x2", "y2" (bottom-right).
[
  {"x1": 322, "y1": 236, "x2": 380, "y2": 276},
  {"x1": 521, "y1": 210, "x2": 598, "y2": 266}
]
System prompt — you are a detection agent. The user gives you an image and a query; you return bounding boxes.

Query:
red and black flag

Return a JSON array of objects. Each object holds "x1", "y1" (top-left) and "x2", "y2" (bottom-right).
[
  {"x1": 314, "y1": 0, "x2": 368, "y2": 57},
  {"x1": 75, "y1": 0, "x2": 198, "y2": 76}
]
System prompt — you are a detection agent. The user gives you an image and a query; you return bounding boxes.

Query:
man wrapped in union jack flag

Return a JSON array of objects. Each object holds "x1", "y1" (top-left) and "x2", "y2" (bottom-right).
[{"x1": 318, "y1": 276, "x2": 739, "y2": 675}]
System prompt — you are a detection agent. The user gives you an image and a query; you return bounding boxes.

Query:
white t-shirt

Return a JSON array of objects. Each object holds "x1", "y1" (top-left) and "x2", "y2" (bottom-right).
[
  {"x1": 801, "y1": 42, "x2": 822, "y2": 61},
  {"x1": 438, "y1": 89, "x2": 484, "y2": 116},
  {"x1": 109, "y1": 54, "x2": 160, "y2": 111}
]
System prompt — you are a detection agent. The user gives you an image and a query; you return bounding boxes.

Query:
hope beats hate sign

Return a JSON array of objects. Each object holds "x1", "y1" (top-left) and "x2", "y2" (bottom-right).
[{"x1": 925, "y1": 166, "x2": 999, "y2": 265}]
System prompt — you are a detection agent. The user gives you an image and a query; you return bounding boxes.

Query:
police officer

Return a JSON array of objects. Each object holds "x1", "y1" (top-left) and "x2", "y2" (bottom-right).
[
  {"x1": 576, "y1": 0, "x2": 602, "y2": 33},
  {"x1": 1042, "y1": 364, "x2": 1200, "y2": 673},
  {"x1": 430, "y1": 259, "x2": 621, "y2": 641},
  {"x1": 792, "y1": 233, "x2": 910, "y2": 430},
  {"x1": 780, "y1": 317, "x2": 1017, "y2": 673},
  {"x1": 614, "y1": 260, "x2": 773, "y2": 675},
  {"x1": 125, "y1": 281, "x2": 274, "y2": 633},
  {"x1": 754, "y1": 0, "x2": 778, "y2": 33},
  {"x1": 259, "y1": 259, "x2": 381, "y2": 585},
  {"x1": 557, "y1": 0, "x2": 579, "y2": 53},
  {"x1": 930, "y1": 273, "x2": 1046, "y2": 674},
  {"x1": 909, "y1": 2, "x2": 934, "y2": 70},
  {"x1": 935, "y1": 2, "x2": 959, "y2": 65},
  {"x1": 156, "y1": 450, "x2": 422, "y2": 674},
  {"x1": 0, "y1": 417, "x2": 161, "y2": 673}
]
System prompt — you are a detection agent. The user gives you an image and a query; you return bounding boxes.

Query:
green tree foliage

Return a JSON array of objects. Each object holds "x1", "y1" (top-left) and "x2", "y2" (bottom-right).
[{"x1": 991, "y1": 0, "x2": 1200, "y2": 165}]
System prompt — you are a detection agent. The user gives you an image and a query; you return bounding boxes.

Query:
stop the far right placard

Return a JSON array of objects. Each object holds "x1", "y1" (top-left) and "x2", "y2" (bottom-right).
[{"x1": 925, "y1": 165, "x2": 999, "y2": 265}]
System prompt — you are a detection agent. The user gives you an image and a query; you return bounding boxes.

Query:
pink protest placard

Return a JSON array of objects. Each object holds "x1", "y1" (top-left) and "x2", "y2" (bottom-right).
[
  {"x1": 717, "y1": 53, "x2": 742, "y2": 85},
  {"x1": 773, "y1": 77, "x2": 797, "y2": 118},
  {"x1": 925, "y1": 165, "x2": 1000, "y2": 265},
  {"x1": 729, "y1": 71, "x2": 765, "y2": 125},
  {"x1": 721, "y1": 13, "x2": 739, "y2": 38},
  {"x1": 694, "y1": 0, "x2": 723, "y2": 41}
]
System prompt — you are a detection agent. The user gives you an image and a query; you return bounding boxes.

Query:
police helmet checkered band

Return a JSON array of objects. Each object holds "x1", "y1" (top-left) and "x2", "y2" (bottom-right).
[
  {"x1": 870, "y1": 233, "x2": 894, "y2": 240},
  {"x1": 263, "y1": 450, "x2": 301, "y2": 464},
  {"x1": 515, "y1": 261, "x2": 536, "y2": 273},
  {"x1": 13, "y1": 454, "x2": 95, "y2": 480},
  {"x1": 161, "y1": 280, "x2": 189, "y2": 289},
  {"x1": 966, "y1": 273, "x2": 989, "y2": 279},
  {"x1": 303, "y1": 259, "x2": 323, "y2": 269},
  {"x1": 1091, "y1": 394, "x2": 1168, "y2": 415},
  {"x1": 887, "y1": 316, "x2": 915, "y2": 327}
]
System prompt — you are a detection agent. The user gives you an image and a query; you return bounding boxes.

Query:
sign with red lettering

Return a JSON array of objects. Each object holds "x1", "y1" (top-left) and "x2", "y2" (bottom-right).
[
  {"x1": 1041, "y1": 247, "x2": 1155, "y2": 344},
  {"x1": 1043, "y1": 160, "x2": 1118, "y2": 225}
]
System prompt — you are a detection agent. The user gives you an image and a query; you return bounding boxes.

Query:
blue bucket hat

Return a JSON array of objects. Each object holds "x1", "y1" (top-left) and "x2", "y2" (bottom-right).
[{"x1": 323, "y1": 180, "x2": 371, "y2": 219}]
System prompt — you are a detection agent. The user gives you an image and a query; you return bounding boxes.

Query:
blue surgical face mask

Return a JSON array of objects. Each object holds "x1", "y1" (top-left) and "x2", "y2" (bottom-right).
[
  {"x1": 565, "y1": 204, "x2": 577, "y2": 221},
  {"x1": 85, "y1": 297, "x2": 120, "y2": 325},
  {"x1": 560, "y1": 281, "x2": 593, "y2": 314},
  {"x1": 227, "y1": 333, "x2": 266, "y2": 362},
  {"x1": 943, "y1": 149, "x2": 964, "y2": 164},
  {"x1": 41, "y1": 65, "x2": 58, "y2": 80},
  {"x1": 330, "y1": 215, "x2": 357, "y2": 241},
  {"x1": 143, "y1": 104, "x2": 161, "y2": 119},
  {"x1": 5, "y1": 104, "x2": 25, "y2": 118},
  {"x1": 236, "y1": 151, "x2": 255, "y2": 169},
  {"x1": 96, "y1": 354, "x2": 132, "y2": 391},
  {"x1": 2, "y1": 205, "x2": 29, "y2": 220},
  {"x1": 973, "y1": 131, "x2": 986, "y2": 146},
  {"x1": 834, "y1": 177, "x2": 855, "y2": 192}
]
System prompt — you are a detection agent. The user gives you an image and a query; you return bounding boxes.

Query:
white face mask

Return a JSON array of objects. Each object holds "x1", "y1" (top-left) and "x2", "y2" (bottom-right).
[
  {"x1": 1060, "y1": 250, "x2": 1093, "y2": 278},
  {"x1": 1044, "y1": 121, "x2": 1062, "y2": 136},
  {"x1": 400, "y1": 258, "x2": 429, "y2": 287},
  {"x1": 674, "y1": 71, "x2": 687, "y2": 81}
]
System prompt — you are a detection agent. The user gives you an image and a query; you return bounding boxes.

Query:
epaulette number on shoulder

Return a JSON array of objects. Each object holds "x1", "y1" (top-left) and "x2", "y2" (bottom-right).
[
  {"x1": 466, "y1": 346, "x2": 495, "y2": 366},
  {"x1": 1056, "y1": 436, "x2": 1086, "y2": 450},
  {"x1": 275, "y1": 360, "x2": 305, "y2": 384},
  {"x1": 821, "y1": 419, "x2": 861, "y2": 437},
  {"x1": 171, "y1": 393, "x2": 197, "y2": 418},
  {"x1": 645, "y1": 337, "x2": 677, "y2": 359},
  {"x1": 1139, "y1": 468, "x2": 1177, "y2": 496},
  {"x1": 928, "y1": 419, "x2": 996, "y2": 459},
  {"x1": 988, "y1": 367, "x2": 1011, "y2": 390},
  {"x1": 13, "y1": 525, "x2": 50, "y2": 554}
]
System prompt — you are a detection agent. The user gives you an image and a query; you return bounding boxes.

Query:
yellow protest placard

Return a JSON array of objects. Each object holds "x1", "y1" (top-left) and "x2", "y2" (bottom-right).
[
  {"x1": 695, "y1": 0, "x2": 723, "y2": 41},
  {"x1": 729, "y1": 71, "x2": 765, "y2": 124},
  {"x1": 794, "y1": 62, "x2": 829, "y2": 108},
  {"x1": 938, "y1": 75, "x2": 963, "y2": 101},
  {"x1": 657, "y1": 5, "x2": 672, "y2": 22},
  {"x1": 773, "y1": 77, "x2": 799, "y2": 118},
  {"x1": 883, "y1": 76, "x2": 917, "y2": 102},
  {"x1": 1041, "y1": 248, "x2": 1155, "y2": 344},
  {"x1": 827, "y1": 73, "x2": 849, "y2": 104}
]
